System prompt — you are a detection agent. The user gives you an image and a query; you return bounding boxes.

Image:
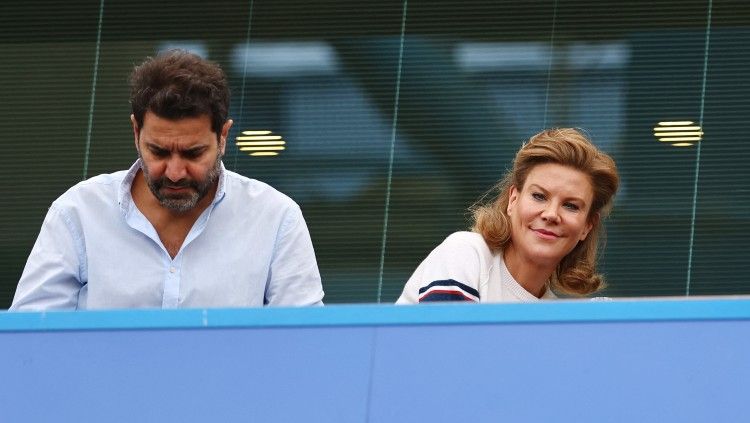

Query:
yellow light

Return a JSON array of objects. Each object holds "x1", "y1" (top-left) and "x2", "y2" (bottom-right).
[
  {"x1": 239, "y1": 146, "x2": 286, "y2": 151},
  {"x1": 236, "y1": 135, "x2": 283, "y2": 141},
  {"x1": 250, "y1": 152, "x2": 279, "y2": 156},
  {"x1": 658, "y1": 121, "x2": 694, "y2": 126},
  {"x1": 652, "y1": 131, "x2": 703, "y2": 137},
  {"x1": 653, "y1": 126, "x2": 701, "y2": 131},
  {"x1": 242, "y1": 130, "x2": 272, "y2": 135},
  {"x1": 654, "y1": 120, "x2": 704, "y2": 145},
  {"x1": 658, "y1": 137, "x2": 702, "y2": 142},
  {"x1": 236, "y1": 141, "x2": 286, "y2": 146}
]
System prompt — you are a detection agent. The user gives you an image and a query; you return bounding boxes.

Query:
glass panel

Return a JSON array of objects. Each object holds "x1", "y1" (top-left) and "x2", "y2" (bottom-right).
[
  {"x1": 4, "y1": 0, "x2": 750, "y2": 307},
  {"x1": 0, "y1": 2, "x2": 102, "y2": 307},
  {"x1": 2, "y1": 0, "x2": 407, "y2": 306},
  {"x1": 560, "y1": 2, "x2": 709, "y2": 296},
  {"x1": 386, "y1": 0, "x2": 722, "y2": 300},
  {"x1": 690, "y1": 4, "x2": 750, "y2": 295},
  {"x1": 382, "y1": 1, "x2": 559, "y2": 301},
  {"x1": 232, "y1": 1, "x2": 405, "y2": 302}
]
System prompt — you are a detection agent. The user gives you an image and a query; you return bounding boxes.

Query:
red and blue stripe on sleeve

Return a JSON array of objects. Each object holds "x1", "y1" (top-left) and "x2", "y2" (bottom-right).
[{"x1": 418, "y1": 280, "x2": 480, "y2": 303}]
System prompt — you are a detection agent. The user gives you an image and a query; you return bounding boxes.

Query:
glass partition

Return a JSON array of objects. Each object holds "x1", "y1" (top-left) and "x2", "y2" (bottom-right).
[{"x1": 1, "y1": 0, "x2": 748, "y2": 307}]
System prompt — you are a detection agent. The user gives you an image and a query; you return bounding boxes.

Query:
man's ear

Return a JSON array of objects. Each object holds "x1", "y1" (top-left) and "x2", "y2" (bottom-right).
[
  {"x1": 219, "y1": 119, "x2": 233, "y2": 155},
  {"x1": 130, "y1": 114, "x2": 140, "y2": 152}
]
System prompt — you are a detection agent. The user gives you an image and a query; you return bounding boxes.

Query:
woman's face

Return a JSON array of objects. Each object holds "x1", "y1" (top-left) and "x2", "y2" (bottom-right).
[{"x1": 506, "y1": 163, "x2": 595, "y2": 268}]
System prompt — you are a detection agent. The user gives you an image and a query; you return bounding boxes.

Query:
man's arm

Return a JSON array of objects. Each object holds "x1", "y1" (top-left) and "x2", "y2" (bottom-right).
[
  {"x1": 10, "y1": 205, "x2": 85, "y2": 310},
  {"x1": 264, "y1": 204, "x2": 324, "y2": 306}
]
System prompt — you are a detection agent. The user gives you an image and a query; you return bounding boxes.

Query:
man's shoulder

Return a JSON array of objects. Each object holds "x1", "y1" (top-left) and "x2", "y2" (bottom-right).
[
  {"x1": 223, "y1": 170, "x2": 299, "y2": 210},
  {"x1": 53, "y1": 169, "x2": 128, "y2": 208}
]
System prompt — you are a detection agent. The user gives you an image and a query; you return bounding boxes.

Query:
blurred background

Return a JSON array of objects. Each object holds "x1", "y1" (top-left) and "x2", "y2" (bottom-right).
[{"x1": 1, "y1": 0, "x2": 749, "y2": 306}]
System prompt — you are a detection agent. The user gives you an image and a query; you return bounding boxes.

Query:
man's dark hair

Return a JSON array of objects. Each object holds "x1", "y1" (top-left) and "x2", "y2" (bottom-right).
[{"x1": 129, "y1": 50, "x2": 230, "y2": 138}]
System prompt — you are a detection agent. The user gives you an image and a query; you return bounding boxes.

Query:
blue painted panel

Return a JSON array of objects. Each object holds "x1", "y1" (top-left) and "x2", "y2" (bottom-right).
[
  {"x1": 2, "y1": 299, "x2": 750, "y2": 422},
  {"x1": 369, "y1": 320, "x2": 750, "y2": 423},
  {"x1": 1, "y1": 327, "x2": 375, "y2": 422}
]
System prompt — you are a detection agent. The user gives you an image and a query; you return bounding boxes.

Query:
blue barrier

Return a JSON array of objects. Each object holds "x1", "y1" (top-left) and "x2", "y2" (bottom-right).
[{"x1": 2, "y1": 298, "x2": 749, "y2": 422}]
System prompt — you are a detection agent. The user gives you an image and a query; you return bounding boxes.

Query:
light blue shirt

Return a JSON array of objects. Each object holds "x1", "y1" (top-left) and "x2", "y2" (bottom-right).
[{"x1": 10, "y1": 160, "x2": 324, "y2": 310}]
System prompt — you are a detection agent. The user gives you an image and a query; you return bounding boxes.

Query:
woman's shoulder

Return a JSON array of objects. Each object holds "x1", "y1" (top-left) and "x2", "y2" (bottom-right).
[
  {"x1": 396, "y1": 232, "x2": 492, "y2": 304},
  {"x1": 439, "y1": 231, "x2": 495, "y2": 258}
]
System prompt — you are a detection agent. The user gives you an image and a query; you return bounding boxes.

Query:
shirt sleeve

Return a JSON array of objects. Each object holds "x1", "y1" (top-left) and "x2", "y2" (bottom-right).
[
  {"x1": 396, "y1": 233, "x2": 484, "y2": 304},
  {"x1": 264, "y1": 204, "x2": 324, "y2": 306},
  {"x1": 10, "y1": 205, "x2": 85, "y2": 311}
]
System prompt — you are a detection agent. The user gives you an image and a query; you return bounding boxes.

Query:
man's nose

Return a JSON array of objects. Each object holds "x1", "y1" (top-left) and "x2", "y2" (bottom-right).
[{"x1": 164, "y1": 157, "x2": 188, "y2": 182}]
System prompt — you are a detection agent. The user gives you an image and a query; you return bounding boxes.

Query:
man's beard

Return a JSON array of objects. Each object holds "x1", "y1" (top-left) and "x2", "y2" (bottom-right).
[{"x1": 139, "y1": 153, "x2": 222, "y2": 213}]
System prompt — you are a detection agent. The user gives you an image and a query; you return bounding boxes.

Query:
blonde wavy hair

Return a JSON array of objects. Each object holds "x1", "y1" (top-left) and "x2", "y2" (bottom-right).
[{"x1": 471, "y1": 128, "x2": 619, "y2": 296}]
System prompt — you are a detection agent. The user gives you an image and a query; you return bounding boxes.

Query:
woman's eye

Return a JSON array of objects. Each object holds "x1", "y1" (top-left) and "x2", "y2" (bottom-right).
[
  {"x1": 563, "y1": 202, "x2": 580, "y2": 211},
  {"x1": 531, "y1": 192, "x2": 545, "y2": 201}
]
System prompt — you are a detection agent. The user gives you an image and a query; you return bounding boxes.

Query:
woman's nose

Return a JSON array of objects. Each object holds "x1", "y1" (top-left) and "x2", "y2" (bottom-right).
[{"x1": 541, "y1": 204, "x2": 560, "y2": 223}]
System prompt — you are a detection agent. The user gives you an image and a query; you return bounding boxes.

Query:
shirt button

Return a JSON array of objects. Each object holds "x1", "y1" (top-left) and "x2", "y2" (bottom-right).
[{"x1": 169, "y1": 267, "x2": 177, "y2": 273}]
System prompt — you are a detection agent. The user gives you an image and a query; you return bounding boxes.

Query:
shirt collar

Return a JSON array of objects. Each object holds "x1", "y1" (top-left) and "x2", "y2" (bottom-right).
[{"x1": 213, "y1": 161, "x2": 227, "y2": 205}]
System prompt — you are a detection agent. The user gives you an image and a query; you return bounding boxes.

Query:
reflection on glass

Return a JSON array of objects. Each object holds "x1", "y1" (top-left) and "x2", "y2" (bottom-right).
[{"x1": 653, "y1": 121, "x2": 703, "y2": 146}]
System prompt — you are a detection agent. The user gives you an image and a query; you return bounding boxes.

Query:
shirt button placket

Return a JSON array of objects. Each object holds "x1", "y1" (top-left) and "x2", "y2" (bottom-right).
[{"x1": 163, "y1": 255, "x2": 181, "y2": 308}]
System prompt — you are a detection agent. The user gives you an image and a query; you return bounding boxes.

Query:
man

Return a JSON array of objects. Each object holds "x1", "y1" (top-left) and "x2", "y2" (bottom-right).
[{"x1": 11, "y1": 50, "x2": 324, "y2": 310}]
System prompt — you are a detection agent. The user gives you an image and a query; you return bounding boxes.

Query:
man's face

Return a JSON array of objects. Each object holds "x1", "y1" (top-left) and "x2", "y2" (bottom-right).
[{"x1": 132, "y1": 111, "x2": 231, "y2": 213}]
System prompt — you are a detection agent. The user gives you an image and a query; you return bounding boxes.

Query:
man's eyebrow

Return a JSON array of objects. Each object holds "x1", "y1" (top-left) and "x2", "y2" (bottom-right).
[
  {"x1": 143, "y1": 142, "x2": 208, "y2": 152},
  {"x1": 144, "y1": 142, "x2": 167, "y2": 151}
]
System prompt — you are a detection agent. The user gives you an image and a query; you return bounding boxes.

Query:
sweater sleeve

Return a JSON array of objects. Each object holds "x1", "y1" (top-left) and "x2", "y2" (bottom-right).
[{"x1": 396, "y1": 232, "x2": 486, "y2": 304}]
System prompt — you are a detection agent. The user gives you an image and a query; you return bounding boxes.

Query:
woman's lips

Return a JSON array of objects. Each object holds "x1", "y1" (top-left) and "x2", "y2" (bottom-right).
[{"x1": 533, "y1": 228, "x2": 559, "y2": 239}]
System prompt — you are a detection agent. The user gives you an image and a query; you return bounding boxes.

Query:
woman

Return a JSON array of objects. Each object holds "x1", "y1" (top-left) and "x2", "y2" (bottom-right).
[{"x1": 397, "y1": 128, "x2": 619, "y2": 303}]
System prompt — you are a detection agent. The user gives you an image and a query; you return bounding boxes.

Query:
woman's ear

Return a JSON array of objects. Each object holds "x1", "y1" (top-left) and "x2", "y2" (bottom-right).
[
  {"x1": 581, "y1": 212, "x2": 599, "y2": 241},
  {"x1": 507, "y1": 186, "x2": 519, "y2": 215}
]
